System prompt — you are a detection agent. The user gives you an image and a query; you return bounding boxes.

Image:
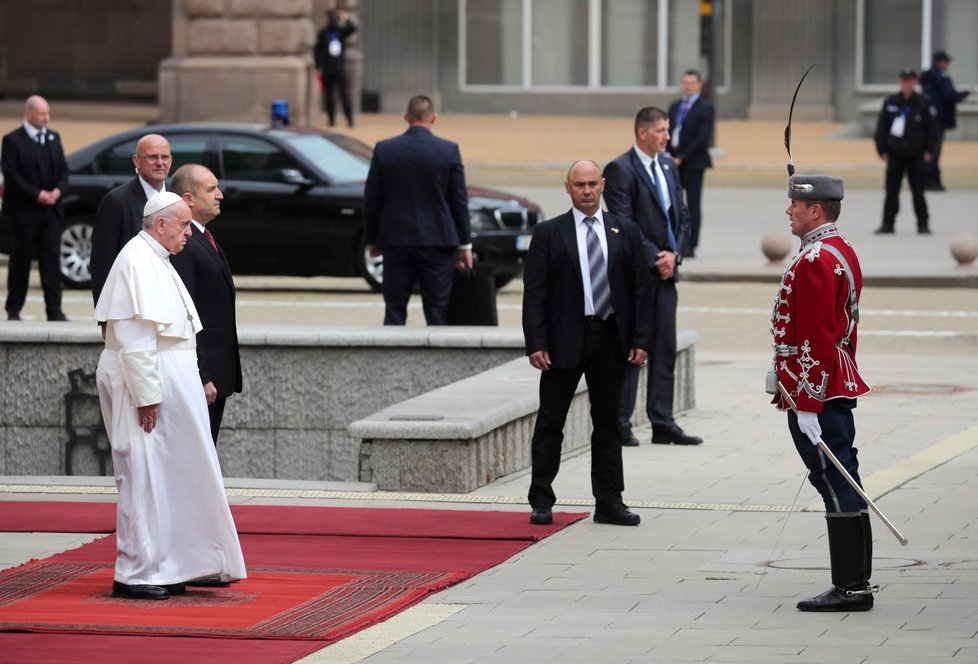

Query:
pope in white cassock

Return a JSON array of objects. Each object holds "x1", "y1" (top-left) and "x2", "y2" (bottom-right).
[{"x1": 95, "y1": 191, "x2": 246, "y2": 601}]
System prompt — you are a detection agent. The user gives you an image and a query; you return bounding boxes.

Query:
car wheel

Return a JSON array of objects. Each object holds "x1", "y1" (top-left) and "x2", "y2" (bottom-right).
[
  {"x1": 359, "y1": 242, "x2": 383, "y2": 292},
  {"x1": 60, "y1": 218, "x2": 94, "y2": 289}
]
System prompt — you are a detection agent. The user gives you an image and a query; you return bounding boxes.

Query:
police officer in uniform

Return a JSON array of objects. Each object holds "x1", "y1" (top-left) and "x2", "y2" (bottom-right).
[
  {"x1": 873, "y1": 67, "x2": 938, "y2": 234},
  {"x1": 770, "y1": 174, "x2": 875, "y2": 612},
  {"x1": 920, "y1": 50, "x2": 970, "y2": 191}
]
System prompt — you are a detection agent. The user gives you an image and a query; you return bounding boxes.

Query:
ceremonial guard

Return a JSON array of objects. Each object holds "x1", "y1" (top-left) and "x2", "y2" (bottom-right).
[{"x1": 768, "y1": 174, "x2": 875, "y2": 611}]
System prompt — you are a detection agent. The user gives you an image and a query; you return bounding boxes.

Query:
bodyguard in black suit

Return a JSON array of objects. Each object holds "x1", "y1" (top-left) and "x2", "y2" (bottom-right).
[
  {"x1": 363, "y1": 95, "x2": 473, "y2": 325},
  {"x1": 170, "y1": 165, "x2": 242, "y2": 444},
  {"x1": 668, "y1": 70, "x2": 714, "y2": 256},
  {"x1": 523, "y1": 160, "x2": 652, "y2": 527},
  {"x1": 1, "y1": 96, "x2": 68, "y2": 321},
  {"x1": 604, "y1": 106, "x2": 703, "y2": 447},
  {"x1": 90, "y1": 134, "x2": 172, "y2": 306}
]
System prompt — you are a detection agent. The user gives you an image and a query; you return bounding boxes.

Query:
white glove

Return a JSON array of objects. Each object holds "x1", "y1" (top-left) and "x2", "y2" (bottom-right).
[{"x1": 797, "y1": 411, "x2": 821, "y2": 445}]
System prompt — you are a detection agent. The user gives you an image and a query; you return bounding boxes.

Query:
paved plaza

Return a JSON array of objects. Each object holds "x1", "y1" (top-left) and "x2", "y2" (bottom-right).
[{"x1": 1, "y1": 105, "x2": 977, "y2": 662}]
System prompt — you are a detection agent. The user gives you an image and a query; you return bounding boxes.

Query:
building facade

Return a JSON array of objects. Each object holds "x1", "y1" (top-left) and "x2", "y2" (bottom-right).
[
  {"x1": 357, "y1": 0, "x2": 977, "y2": 122},
  {"x1": 1, "y1": 0, "x2": 974, "y2": 124}
]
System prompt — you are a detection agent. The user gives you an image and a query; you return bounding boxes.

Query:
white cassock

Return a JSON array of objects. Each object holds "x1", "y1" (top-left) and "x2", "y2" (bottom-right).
[{"x1": 95, "y1": 230, "x2": 246, "y2": 586}]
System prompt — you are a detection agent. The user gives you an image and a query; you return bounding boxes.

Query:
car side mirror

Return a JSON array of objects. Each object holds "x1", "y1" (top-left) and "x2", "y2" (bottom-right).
[{"x1": 280, "y1": 168, "x2": 314, "y2": 188}]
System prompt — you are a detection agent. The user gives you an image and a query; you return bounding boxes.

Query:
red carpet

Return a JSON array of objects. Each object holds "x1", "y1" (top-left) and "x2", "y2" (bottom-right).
[
  {"x1": 0, "y1": 502, "x2": 586, "y2": 663},
  {"x1": 1, "y1": 501, "x2": 568, "y2": 541}
]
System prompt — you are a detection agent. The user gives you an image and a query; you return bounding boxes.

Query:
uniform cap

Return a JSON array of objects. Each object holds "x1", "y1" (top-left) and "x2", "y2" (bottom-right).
[
  {"x1": 933, "y1": 50, "x2": 951, "y2": 62},
  {"x1": 788, "y1": 174, "x2": 844, "y2": 201},
  {"x1": 899, "y1": 67, "x2": 917, "y2": 79}
]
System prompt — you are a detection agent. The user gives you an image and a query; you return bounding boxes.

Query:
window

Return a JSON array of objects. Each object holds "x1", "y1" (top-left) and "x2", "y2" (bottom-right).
[
  {"x1": 861, "y1": 0, "x2": 922, "y2": 85},
  {"x1": 932, "y1": 0, "x2": 977, "y2": 85},
  {"x1": 531, "y1": 0, "x2": 588, "y2": 86},
  {"x1": 97, "y1": 135, "x2": 207, "y2": 176},
  {"x1": 461, "y1": 0, "x2": 726, "y2": 90},
  {"x1": 465, "y1": 0, "x2": 523, "y2": 85},
  {"x1": 282, "y1": 133, "x2": 371, "y2": 183},
  {"x1": 98, "y1": 140, "x2": 139, "y2": 176},
  {"x1": 859, "y1": 0, "x2": 977, "y2": 88},
  {"x1": 220, "y1": 137, "x2": 300, "y2": 183},
  {"x1": 601, "y1": 0, "x2": 657, "y2": 86}
]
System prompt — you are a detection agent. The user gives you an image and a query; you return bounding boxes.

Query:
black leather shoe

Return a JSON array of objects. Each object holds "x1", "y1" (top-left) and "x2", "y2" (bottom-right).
[
  {"x1": 186, "y1": 579, "x2": 231, "y2": 588},
  {"x1": 620, "y1": 433, "x2": 640, "y2": 447},
  {"x1": 46, "y1": 310, "x2": 68, "y2": 321},
  {"x1": 112, "y1": 581, "x2": 169, "y2": 600},
  {"x1": 529, "y1": 505, "x2": 553, "y2": 525},
  {"x1": 873, "y1": 226, "x2": 895, "y2": 234},
  {"x1": 6, "y1": 312, "x2": 20, "y2": 321},
  {"x1": 161, "y1": 583, "x2": 187, "y2": 595},
  {"x1": 593, "y1": 504, "x2": 640, "y2": 526},
  {"x1": 796, "y1": 585, "x2": 874, "y2": 612},
  {"x1": 652, "y1": 426, "x2": 703, "y2": 446},
  {"x1": 917, "y1": 226, "x2": 932, "y2": 235}
]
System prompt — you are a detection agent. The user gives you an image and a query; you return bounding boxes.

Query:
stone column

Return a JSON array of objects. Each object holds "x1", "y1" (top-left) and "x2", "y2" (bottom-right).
[{"x1": 159, "y1": 0, "x2": 317, "y2": 124}]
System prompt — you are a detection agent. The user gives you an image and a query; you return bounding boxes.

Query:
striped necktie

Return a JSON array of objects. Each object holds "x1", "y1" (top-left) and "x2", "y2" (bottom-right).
[{"x1": 584, "y1": 217, "x2": 612, "y2": 319}]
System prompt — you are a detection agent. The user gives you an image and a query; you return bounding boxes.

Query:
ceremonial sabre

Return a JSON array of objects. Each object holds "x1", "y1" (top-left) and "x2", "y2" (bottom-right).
[
  {"x1": 784, "y1": 64, "x2": 817, "y2": 176},
  {"x1": 777, "y1": 382, "x2": 909, "y2": 546}
]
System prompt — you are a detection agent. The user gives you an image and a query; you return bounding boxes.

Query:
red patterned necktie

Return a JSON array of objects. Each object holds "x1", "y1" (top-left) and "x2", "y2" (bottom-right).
[{"x1": 203, "y1": 227, "x2": 218, "y2": 251}]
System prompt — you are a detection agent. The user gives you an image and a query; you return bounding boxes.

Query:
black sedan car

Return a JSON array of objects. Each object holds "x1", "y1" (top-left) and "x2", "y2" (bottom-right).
[{"x1": 0, "y1": 123, "x2": 541, "y2": 291}]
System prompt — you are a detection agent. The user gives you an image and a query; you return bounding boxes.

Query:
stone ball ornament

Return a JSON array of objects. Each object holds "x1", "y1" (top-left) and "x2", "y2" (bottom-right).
[
  {"x1": 762, "y1": 231, "x2": 792, "y2": 264},
  {"x1": 949, "y1": 232, "x2": 978, "y2": 266}
]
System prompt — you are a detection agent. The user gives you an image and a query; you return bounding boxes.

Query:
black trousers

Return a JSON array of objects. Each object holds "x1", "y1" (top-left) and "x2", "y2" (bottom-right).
[
  {"x1": 927, "y1": 129, "x2": 945, "y2": 183},
  {"x1": 381, "y1": 246, "x2": 456, "y2": 325},
  {"x1": 208, "y1": 395, "x2": 227, "y2": 445},
  {"x1": 322, "y1": 67, "x2": 353, "y2": 127},
  {"x1": 5, "y1": 213, "x2": 62, "y2": 315},
  {"x1": 787, "y1": 399, "x2": 866, "y2": 514},
  {"x1": 618, "y1": 275, "x2": 677, "y2": 433},
  {"x1": 679, "y1": 164, "x2": 705, "y2": 251},
  {"x1": 882, "y1": 153, "x2": 929, "y2": 230},
  {"x1": 528, "y1": 318, "x2": 627, "y2": 510}
]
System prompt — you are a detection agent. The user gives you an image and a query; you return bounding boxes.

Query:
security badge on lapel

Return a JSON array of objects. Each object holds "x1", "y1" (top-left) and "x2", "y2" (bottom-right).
[{"x1": 610, "y1": 227, "x2": 620, "y2": 234}]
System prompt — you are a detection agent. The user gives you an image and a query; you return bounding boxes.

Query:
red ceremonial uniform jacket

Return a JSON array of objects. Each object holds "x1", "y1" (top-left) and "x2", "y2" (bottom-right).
[{"x1": 771, "y1": 223, "x2": 871, "y2": 413}]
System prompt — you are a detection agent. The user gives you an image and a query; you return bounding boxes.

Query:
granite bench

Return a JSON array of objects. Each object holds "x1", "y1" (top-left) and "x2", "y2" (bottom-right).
[{"x1": 351, "y1": 329, "x2": 698, "y2": 493}]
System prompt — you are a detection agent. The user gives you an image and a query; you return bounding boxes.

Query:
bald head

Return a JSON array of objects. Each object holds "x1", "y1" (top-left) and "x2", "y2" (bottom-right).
[
  {"x1": 24, "y1": 95, "x2": 51, "y2": 131},
  {"x1": 564, "y1": 160, "x2": 605, "y2": 216},
  {"x1": 133, "y1": 134, "x2": 172, "y2": 190}
]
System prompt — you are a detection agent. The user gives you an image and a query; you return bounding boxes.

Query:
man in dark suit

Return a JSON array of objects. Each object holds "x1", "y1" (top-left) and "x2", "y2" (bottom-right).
[
  {"x1": 363, "y1": 95, "x2": 473, "y2": 325},
  {"x1": 314, "y1": 8, "x2": 358, "y2": 128},
  {"x1": 2, "y1": 95, "x2": 69, "y2": 321},
  {"x1": 90, "y1": 133, "x2": 171, "y2": 306},
  {"x1": 523, "y1": 160, "x2": 652, "y2": 527},
  {"x1": 668, "y1": 70, "x2": 714, "y2": 258},
  {"x1": 169, "y1": 164, "x2": 242, "y2": 444},
  {"x1": 604, "y1": 106, "x2": 703, "y2": 448}
]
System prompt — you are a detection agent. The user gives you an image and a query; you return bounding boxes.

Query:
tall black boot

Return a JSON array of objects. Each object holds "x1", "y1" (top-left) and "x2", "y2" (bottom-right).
[
  {"x1": 797, "y1": 514, "x2": 874, "y2": 611},
  {"x1": 862, "y1": 511, "x2": 873, "y2": 583}
]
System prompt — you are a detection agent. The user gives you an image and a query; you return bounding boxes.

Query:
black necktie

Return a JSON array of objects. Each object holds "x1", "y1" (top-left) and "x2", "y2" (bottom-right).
[{"x1": 584, "y1": 217, "x2": 612, "y2": 319}]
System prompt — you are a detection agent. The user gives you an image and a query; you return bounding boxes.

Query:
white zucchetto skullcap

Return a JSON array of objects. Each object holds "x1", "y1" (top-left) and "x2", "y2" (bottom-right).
[{"x1": 143, "y1": 191, "x2": 183, "y2": 218}]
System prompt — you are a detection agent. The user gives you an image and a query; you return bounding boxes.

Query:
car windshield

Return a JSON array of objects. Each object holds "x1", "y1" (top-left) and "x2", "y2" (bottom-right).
[{"x1": 282, "y1": 133, "x2": 371, "y2": 183}]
